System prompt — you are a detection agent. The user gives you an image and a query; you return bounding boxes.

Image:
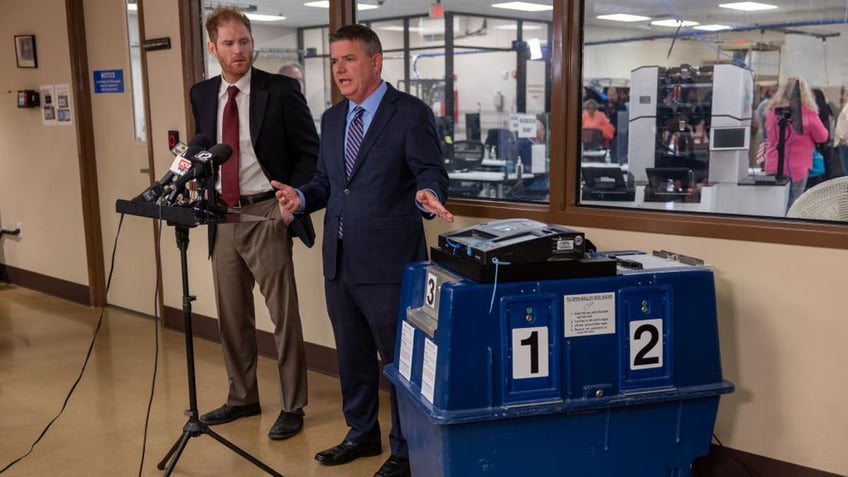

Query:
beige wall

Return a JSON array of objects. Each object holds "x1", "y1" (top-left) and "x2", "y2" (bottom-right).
[
  {"x1": 0, "y1": 1, "x2": 846, "y2": 475},
  {"x1": 0, "y1": 0, "x2": 88, "y2": 285},
  {"x1": 84, "y1": 0, "x2": 158, "y2": 312}
]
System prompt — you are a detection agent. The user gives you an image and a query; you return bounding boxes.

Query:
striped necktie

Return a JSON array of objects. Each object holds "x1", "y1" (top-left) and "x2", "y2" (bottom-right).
[
  {"x1": 345, "y1": 106, "x2": 365, "y2": 178},
  {"x1": 340, "y1": 106, "x2": 365, "y2": 238}
]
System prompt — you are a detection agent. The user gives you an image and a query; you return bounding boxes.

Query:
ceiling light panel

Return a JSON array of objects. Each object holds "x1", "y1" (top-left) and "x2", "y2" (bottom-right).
[
  {"x1": 651, "y1": 19, "x2": 699, "y2": 27},
  {"x1": 597, "y1": 14, "x2": 651, "y2": 23},
  {"x1": 491, "y1": 2, "x2": 553, "y2": 13},
  {"x1": 304, "y1": 1, "x2": 378, "y2": 10},
  {"x1": 718, "y1": 2, "x2": 778, "y2": 11}
]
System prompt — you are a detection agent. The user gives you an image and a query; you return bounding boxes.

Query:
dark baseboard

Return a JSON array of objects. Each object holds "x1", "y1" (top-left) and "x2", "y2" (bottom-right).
[
  {"x1": 162, "y1": 306, "x2": 389, "y2": 390},
  {"x1": 0, "y1": 264, "x2": 90, "y2": 305},
  {"x1": 693, "y1": 443, "x2": 844, "y2": 477}
]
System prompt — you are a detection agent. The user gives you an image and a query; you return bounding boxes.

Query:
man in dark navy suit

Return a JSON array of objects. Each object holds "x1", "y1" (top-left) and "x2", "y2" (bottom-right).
[
  {"x1": 273, "y1": 24, "x2": 454, "y2": 477},
  {"x1": 189, "y1": 6, "x2": 319, "y2": 441}
]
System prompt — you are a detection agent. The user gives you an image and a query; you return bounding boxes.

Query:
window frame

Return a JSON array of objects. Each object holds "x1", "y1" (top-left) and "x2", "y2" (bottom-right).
[
  {"x1": 181, "y1": 0, "x2": 848, "y2": 250},
  {"x1": 446, "y1": 0, "x2": 848, "y2": 250}
]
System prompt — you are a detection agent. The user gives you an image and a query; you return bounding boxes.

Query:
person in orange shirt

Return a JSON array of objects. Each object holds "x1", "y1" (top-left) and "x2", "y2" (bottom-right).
[{"x1": 582, "y1": 99, "x2": 615, "y2": 147}]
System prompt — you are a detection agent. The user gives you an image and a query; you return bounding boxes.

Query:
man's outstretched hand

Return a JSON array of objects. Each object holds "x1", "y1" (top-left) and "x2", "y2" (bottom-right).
[
  {"x1": 271, "y1": 180, "x2": 300, "y2": 224},
  {"x1": 417, "y1": 189, "x2": 454, "y2": 223}
]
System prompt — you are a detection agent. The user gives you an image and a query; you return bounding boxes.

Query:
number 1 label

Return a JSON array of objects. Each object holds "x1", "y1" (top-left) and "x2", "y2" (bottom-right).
[{"x1": 512, "y1": 326, "x2": 549, "y2": 379}]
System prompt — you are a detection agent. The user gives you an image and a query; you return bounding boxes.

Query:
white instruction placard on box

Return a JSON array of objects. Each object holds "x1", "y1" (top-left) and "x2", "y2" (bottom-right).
[
  {"x1": 564, "y1": 292, "x2": 616, "y2": 337},
  {"x1": 399, "y1": 321, "x2": 414, "y2": 381},
  {"x1": 421, "y1": 338, "x2": 438, "y2": 404}
]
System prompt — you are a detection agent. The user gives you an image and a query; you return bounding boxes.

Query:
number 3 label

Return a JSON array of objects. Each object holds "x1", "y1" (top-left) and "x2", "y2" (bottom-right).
[
  {"x1": 629, "y1": 319, "x2": 663, "y2": 370},
  {"x1": 512, "y1": 326, "x2": 549, "y2": 379},
  {"x1": 424, "y1": 272, "x2": 438, "y2": 309}
]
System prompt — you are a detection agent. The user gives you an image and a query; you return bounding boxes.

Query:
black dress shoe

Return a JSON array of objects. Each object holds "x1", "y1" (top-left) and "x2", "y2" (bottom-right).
[
  {"x1": 314, "y1": 440, "x2": 382, "y2": 466},
  {"x1": 268, "y1": 411, "x2": 303, "y2": 440},
  {"x1": 374, "y1": 455, "x2": 410, "y2": 477},
  {"x1": 199, "y1": 403, "x2": 261, "y2": 425}
]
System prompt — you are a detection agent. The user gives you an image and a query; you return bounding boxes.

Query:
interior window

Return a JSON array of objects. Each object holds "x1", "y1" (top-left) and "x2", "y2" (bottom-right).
[
  {"x1": 126, "y1": 0, "x2": 145, "y2": 141},
  {"x1": 580, "y1": 0, "x2": 848, "y2": 222}
]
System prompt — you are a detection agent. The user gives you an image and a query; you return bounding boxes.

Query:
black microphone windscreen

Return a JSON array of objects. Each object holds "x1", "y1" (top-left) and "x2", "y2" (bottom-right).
[
  {"x1": 189, "y1": 133, "x2": 213, "y2": 148},
  {"x1": 208, "y1": 143, "x2": 233, "y2": 166},
  {"x1": 183, "y1": 144, "x2": 205, "y2": 159}
]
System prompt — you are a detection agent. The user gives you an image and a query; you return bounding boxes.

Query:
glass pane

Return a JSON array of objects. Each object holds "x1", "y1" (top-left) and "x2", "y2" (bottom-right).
[
  {"x1": 196, "y1": 0, "x2": 552, "y2": 204},
  {"x1": 359, "y1": 1, "x2": 552, "y2": 203},
  {"x1": 200, "y1": 1, "x2": 329, "y2": 129},
  {"x1": 581, "y1": 0, "x2": 848, "y2": 222},
  {"x1": 126, "y1": 1, "x2": 145, "y2": 141}
]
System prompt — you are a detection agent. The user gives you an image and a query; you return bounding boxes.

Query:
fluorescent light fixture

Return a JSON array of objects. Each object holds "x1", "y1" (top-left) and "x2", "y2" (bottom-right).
[
  {"x1": 379, "y1": 25, "x2": 440, "y2": 33},
  {"x1": 597, "y1": 13, "x2": 651, "y2": 22},
  {"x1": 494, "y1": 24, "x2": 544, "y2": 31},
  {"x1": 719, "y1": 2, "x2": 777, "y2": 11},
  {"x1": 491, "y1": 2, "x2": 553, "y2": 13},
  {"x1": 304, "y1": 1, "x2": 378, "y2": 10},
  {"x1": 527, "y1": 38, "x2": 543, "y2": 60},
  {"x1": 127, "y1": 3, "x2": 137, "y2": 11},
  {"x1": 651, "y1": 19, "x2": 699, "y2": 27},
  {"x1": 694, "y1": 24, "x2": 733, "y2": 31},
  {"x1": 246, "y1": 13, "x2": 286, "y2": 22}
]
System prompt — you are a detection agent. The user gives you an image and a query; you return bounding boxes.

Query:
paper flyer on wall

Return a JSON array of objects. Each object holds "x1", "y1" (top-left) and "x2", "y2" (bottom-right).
[
  {"x1": 55, "y1": 84, "x2": 73, "y2": 126},
  {"x1": 40, "y1": 85, "x2": 56, "y2": 126}
]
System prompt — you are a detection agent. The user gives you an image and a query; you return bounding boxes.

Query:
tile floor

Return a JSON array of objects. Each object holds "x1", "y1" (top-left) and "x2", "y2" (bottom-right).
[{"x1": 0, "y1": 283, "x2": 393, "y2": 477}]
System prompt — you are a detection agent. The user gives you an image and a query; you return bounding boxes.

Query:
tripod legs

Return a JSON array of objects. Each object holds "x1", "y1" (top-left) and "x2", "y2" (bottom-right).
[
  {"x1": 156, "y1": 225, "x2": 283, "y2": 476},
  {"x1": 157, "y1": 419, "x2": 283, "y2": 477}
]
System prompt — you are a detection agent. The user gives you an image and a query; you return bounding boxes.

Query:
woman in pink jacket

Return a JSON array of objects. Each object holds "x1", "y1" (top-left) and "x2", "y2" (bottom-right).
[{"x1": 763, "y1": 75, "x2": 828, "y2": 210}]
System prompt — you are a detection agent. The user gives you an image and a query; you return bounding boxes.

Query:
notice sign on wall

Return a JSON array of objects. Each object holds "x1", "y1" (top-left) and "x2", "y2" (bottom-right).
[{"x1": 93, "y1": 69, "x2": 124, "y2": 93}]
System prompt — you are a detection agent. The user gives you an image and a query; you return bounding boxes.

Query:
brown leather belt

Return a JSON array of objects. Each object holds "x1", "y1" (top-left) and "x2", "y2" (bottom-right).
[{"x1": 233, "y1": 190, "x2": 276, "y2": 208}]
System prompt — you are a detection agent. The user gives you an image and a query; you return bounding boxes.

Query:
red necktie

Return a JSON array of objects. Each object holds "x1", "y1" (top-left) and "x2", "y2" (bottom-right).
[{"x1": 221, "y1": 85, "x2": 240, "y2": 207}]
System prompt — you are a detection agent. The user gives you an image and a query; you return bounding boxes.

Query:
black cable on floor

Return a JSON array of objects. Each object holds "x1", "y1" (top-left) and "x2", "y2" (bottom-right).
[
  {"x1": 713, "y1": 433, "x2": 756, "y2": 477},
  {"x1": 138, "y1": 216, "x2": 164, "y2": 477},
  {"x1": 0, "y1": 214, "x2": 125, "y2": 474}
]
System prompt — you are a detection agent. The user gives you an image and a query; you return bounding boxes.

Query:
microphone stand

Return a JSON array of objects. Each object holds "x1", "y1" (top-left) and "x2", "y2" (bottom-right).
[
  {"x1": 156, "y1": 220, "x2": 283, "y2": 477},
  {"x1": 116, "y1": 180, "x2": 283, "y2": 477},
  {"x1": 775, "y1": 108, "x2": 791, "y2": 184}
]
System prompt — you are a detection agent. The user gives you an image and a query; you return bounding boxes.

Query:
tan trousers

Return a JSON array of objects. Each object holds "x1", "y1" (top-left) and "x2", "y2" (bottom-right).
[{"x1": 211, "y1": 197, "x2": 307, "y2": 413}]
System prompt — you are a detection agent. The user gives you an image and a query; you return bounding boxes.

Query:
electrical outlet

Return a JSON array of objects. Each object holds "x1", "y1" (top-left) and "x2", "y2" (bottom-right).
[{"x1": 16, "y1": 222, "x2": 22, "y2": 238}]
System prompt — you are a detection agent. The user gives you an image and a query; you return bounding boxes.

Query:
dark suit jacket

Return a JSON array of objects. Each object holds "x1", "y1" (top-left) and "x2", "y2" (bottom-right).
[
  {"x1": 189, "y1": 68, "x2": 319, "y2": 245},
  {"x1": 300, "y1": 83, "x2": 449, "y2": 284}
]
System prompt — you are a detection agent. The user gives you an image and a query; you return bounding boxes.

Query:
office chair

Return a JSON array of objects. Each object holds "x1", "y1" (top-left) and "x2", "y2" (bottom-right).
[
  {"x1": 450, "y1": 140, "x2": 486, "y2": 171},
  {"x1": 581, "y1": 127, "x2": 607, "y2": 162},
  {"x1": 448, "y1": 140, "x2": 486, "y2": 198}
]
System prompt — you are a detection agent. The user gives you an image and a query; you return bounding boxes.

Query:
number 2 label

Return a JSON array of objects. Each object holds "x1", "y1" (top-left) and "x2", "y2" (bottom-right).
[{"x1": 629, "y1": 319, "x2": 663, "y2": 370}]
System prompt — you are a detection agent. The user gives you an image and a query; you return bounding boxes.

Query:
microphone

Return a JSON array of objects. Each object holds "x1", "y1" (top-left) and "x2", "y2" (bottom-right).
[
  {"x1": 165, "y1": 143, "x2": 233, "y2": 204},
  {"x1": 133, "y1": 134, "x2": 213, "y2": 203}
]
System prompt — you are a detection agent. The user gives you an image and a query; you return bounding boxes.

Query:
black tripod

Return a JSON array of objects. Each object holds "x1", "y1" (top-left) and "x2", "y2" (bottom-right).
[
  {"x1": 156, "y1": 223, "x2": 283, "y2": 477},
  {"x1": 774, "y1": 107, "x2": 792, "y2": 184}
]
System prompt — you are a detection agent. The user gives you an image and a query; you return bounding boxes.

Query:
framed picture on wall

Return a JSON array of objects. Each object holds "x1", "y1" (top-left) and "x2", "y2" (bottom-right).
[{"x1": 14, "y1": 35, "x2": 37, "y2": 68}]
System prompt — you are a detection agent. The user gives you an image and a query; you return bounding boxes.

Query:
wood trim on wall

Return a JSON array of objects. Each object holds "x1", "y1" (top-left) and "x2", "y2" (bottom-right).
[
  {"x1": 0, "y1": 265, "x2": 90, "y2": 306},
  {"x1": 328, "y1": 0, "x2": 356, "y2": 106},
  {"x1": 65, "y1": 0, "x2": 106, "y2": 306},
  {"x1": 161, "y1": 306, "x2": 389, "y2": 390},
  {"x1": 693, "y1": 444, "x2": 844, "y2": 477}
]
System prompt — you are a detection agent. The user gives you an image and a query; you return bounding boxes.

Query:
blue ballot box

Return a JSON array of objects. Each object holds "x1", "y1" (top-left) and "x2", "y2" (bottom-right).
[{"x1": 385, "y1": 257, "x2": 733, "y2": 477}]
